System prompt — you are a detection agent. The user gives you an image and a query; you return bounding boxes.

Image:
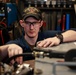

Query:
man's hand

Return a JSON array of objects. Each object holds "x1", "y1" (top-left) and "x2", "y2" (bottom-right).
[
  {"x1": 36, "y1": 37, "x2": 60, "y2": 47},
  {"x1": 7, "y1": 44, "x2": 23, "y2": 65}
]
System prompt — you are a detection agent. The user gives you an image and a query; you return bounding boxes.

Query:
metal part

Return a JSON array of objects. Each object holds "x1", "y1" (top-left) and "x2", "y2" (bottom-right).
[{"x1": 52, "y1": 62, "x2": 76, "y2": 75}]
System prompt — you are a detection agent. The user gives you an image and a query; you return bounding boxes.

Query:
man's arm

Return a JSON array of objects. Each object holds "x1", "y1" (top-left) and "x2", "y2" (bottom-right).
[
  {"x1": 37, "y1": 30, "x2": 76, "y2": 47},
  {"x1": 0, "y1": 44, "x2": 23, "y2": 64},
  {"x1": 62, "y1": 30, "x2": 76, "y2": 42}
]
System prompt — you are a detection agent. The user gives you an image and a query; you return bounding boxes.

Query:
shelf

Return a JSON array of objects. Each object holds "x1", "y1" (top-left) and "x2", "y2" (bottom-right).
[{"x1": 39, "y1": 7, "x2": 74, "y2": 10}]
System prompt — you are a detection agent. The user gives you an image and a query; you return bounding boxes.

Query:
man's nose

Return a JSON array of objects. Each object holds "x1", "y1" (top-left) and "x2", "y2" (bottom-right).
[{"x1": 30, "y1": 24, "x2": 34, "y2": 29}]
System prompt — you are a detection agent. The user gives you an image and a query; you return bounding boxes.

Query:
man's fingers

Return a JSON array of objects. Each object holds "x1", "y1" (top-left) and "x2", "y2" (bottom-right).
[
  {"x1": 49, "y1": 42, "x2": 54, "y2": 47},
  {"x1": 10, "y1": 59, "x2": 15, "y2": 65},
  {"x1": 37, "y1": 41, "x2": 47, "y2": 47},
  {"x1": 18, "y1": 49, "x2": 23, "y2": 64},
  {"x1": 8, "y1": 48, "x2": 23, "y2": 64},
  {"x1": 19, "y1": 57, "x2": 23, "y2": 64},
  {"x1": 43, "y1": 41, "x2": 52, "y2": 47},
  {"x1": 8, "y1": 49, "x2": 14, "y2": 58}
]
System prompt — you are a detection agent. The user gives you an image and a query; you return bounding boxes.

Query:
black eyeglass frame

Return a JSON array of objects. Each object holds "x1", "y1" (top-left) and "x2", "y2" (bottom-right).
[{"x1": 23, "y1": 20, "x2": 41, "y2": 26}]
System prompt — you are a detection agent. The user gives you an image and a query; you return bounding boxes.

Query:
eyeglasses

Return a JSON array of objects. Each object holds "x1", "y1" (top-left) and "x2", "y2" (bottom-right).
[{"x1": 24, "y1": 21, "x2": 41, "y2": 26}]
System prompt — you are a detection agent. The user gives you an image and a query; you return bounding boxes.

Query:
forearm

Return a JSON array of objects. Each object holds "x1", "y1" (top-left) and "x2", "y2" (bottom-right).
[
  {"x1": 0, "y1": 45, "x2": 8, "y2": 61},
  {"x1": 62, "y1": 30, "x2": 76, "y2": 42}
]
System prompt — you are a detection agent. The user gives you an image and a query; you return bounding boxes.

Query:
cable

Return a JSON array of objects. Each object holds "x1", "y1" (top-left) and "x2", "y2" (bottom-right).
[
  {"x1": 5, "y1": 50, "x2": 66, "y2": 64},
  {"x1": 5, "y1": 52, "x2": 33, "y2": 63}
]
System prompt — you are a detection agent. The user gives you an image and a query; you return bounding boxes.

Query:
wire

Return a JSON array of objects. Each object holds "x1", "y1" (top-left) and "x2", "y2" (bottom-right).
[{"x1": 5, "y1": 52, "x2": 33, "y2": 63}]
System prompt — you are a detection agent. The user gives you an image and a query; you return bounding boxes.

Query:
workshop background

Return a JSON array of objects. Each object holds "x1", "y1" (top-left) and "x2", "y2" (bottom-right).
[{"x1": 0, "y1": 0, "x2": 76, "y2": 75}]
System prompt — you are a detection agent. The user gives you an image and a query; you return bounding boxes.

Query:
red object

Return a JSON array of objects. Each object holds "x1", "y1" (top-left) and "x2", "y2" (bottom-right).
[{"x1": 43, "y1": 21, "x2": 46, "y2": 27}]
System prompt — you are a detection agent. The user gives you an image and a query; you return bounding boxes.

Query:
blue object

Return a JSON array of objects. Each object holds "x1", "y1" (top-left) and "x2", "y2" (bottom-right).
[
  {"x1": 6, "y1": 3, "x2": 18, "y2": 27},
  {"x1": 66, "y1": 14, "x2": 70, "y2": 30}
]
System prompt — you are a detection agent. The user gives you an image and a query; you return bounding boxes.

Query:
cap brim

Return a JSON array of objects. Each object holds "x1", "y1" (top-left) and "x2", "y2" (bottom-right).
[{"x1": 23, "y1": 14, "x2": 40, "y2": 20}]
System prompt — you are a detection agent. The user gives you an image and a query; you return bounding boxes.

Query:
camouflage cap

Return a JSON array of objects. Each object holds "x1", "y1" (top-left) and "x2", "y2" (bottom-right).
[{"x1": 22, "y1": 7, "x2": 42, "y2": 20}]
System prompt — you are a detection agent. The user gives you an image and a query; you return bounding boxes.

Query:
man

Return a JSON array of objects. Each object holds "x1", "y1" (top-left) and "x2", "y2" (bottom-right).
[{"x1": 0, "y1": 7, "x2": 76, "y2": 64}]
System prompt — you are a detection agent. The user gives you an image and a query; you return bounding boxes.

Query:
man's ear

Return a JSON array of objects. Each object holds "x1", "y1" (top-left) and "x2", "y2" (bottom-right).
[
  {"x1": 40, "y1": 20, "x2": 44, "y2": 27},
  {"x1": 19, "y1": 20, "x2": 24, "y2": 27}
]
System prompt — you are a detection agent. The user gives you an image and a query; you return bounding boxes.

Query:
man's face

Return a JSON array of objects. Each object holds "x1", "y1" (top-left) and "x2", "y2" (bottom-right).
[{"x1": 21, "y1": 17, "x2": 43, "y2": 38}]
